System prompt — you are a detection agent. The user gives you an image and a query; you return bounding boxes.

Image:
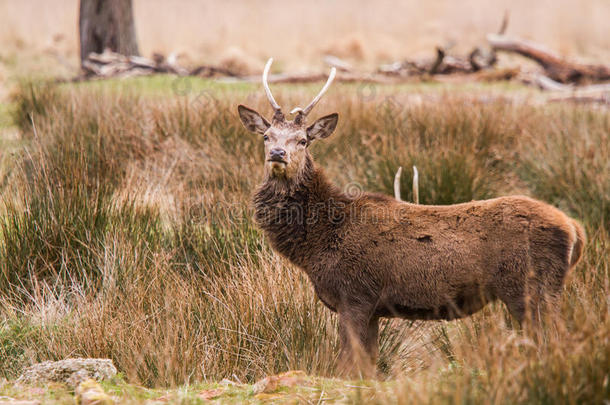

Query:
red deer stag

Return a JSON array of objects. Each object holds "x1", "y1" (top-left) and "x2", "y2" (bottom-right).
[{"x1": 237, "y1": 58, "x2": 586, "y2": 374}]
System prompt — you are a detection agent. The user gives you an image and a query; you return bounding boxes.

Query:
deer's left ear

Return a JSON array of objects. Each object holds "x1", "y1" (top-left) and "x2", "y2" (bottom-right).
[
  {"x1": 306, "y1": 113, "x2": 338, "y2": 141},
  {"x1": 238, "y1": 105, "x2": 271, "y2": 135}
]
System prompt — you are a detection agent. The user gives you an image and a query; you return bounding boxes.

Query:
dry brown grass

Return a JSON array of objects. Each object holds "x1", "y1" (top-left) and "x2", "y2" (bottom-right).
[{"x1": 0, "y1": 78, "x2": 607, "y2": 405}]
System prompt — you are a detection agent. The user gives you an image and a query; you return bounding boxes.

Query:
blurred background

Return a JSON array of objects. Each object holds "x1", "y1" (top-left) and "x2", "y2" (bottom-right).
[{"x1": 1, "y1": 0, "x2": 608, "y2": 78}]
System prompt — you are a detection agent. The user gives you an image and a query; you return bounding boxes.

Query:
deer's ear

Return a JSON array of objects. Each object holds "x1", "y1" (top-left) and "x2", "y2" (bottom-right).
[
  {"x1": 306, "y1": 113, "x2": 338, "y2": 141},
  {"x1": 238, "y1": 105, "x2": 271, "y2": 135}
]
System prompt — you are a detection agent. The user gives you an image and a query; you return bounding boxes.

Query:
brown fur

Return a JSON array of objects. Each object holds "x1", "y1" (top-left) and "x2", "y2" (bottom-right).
[{"x1": 239, "y1": 103, "x2": 586, "y2": 375}]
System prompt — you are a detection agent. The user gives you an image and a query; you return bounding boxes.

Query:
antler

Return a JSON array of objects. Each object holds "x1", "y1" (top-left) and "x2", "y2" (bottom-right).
[
  {"x1": 263, "y1": 58, "x2": 284, "y2": 121},
  {"x1": 291, "y1": 67, "x2": 337, "y2": 124}
]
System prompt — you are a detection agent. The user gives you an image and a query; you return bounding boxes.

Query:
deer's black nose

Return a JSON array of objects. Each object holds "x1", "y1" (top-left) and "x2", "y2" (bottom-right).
[{"x1": 270, "y1": 148, "x2": 286, "y2": 160}]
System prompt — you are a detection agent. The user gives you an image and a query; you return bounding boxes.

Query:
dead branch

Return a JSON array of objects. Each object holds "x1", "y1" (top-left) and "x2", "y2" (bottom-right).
[
  {"x1": 534, "y1": 75, "x2": 571, "y2": 91},
  {"x1": 548, "y1": 93, "x2": 610, "y2": 104},
  {"x1": 430, "y1": 48, "x2": 445, "y2": 74},
  {"x1": 498, "y1": 11, "x2": 510, "y2": 36},
  {"x1": 189, "y1": 65, "x2": 240, "y2": 78},
  {"x1": 79, "y1": 49, "x2": 241, "y2": 80},
  {"x1": 324, "y1": 55, "x2": 353, "y2": 73},
  {"x1": 527, "y1": 74, "x2": 610, "y2": 103},
  {"x1": 380, "y1": 44, "x2": 498, "y2": 78},
  {"x1": 487, "y1": 34, "x2": 610, "y2": 84},
  {"x1": 233, "y1": 71, "x2": 395, "y2": 85}
]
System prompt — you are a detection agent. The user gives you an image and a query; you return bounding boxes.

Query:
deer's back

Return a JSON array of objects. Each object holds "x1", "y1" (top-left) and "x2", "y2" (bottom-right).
[{"x1": 307, "y1": 194, "x2": 578, "y2": 313}]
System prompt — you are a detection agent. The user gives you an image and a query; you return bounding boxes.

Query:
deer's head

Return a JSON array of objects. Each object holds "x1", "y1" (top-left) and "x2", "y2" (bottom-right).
[{"x1": 238, "y1": 59, "x2": 338, "y2": 181}]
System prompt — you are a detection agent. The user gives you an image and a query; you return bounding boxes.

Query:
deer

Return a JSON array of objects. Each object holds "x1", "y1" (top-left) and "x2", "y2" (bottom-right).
[{"x1": 237, "y1": 58, "x2": 586, "y2": 375}]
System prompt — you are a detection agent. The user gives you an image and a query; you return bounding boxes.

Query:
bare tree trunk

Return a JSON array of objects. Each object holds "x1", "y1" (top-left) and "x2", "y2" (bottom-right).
[{"x1": 79, "y1": 0, "x2": 139, "y2": 66}]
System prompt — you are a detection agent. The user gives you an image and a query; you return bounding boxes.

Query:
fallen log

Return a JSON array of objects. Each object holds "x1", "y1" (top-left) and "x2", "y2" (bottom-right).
[
  {"x1": 189, "y1": 65, "x2": 240, "y2": 78},
  {"x1": 527, "y1": 74, "x2": 610, "y2": 104},
  {"x1": 380, "y1": 12, "x2": 507, "y2": 78},
  {"x1": 487, "y1": 34, "x2": 610, "y2": 84},
  {"x1": 228, "y1": 71, "x2": 396, "y2": 85},
  {"x1": 379, "y1": 44, "x2": 498, "y2": 77},
  {"x1": 534, "y1": 75, "x2": 571, "y2": 91},
  {"x1": 548, "y1": 93, "x2": 609, "y2": 105},
  {"x1": 80, "y1": 49, "x2": 241, "y2": 80},
  {"x1": 323, "y1": 55, "x2": 353, "y2": 72}
]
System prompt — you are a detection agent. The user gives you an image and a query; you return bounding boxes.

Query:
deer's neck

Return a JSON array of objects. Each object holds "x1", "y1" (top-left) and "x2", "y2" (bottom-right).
[{"x1": 253, "y1": 156, "x2": 349, "y2": 266}]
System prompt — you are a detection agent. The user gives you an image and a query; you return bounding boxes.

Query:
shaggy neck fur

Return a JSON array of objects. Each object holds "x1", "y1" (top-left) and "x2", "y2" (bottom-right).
[{"x1": 253, "y1": 153, "x2": 350, "y2": 267}]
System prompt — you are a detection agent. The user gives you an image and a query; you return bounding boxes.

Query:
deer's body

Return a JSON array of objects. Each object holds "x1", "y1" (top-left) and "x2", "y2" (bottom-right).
[
  {"x1": 238, "y1": 59, "x2": 585, "y2": 374},
  {"x1": 255, "y1": 158, "x2": 584, "y2": 325}
]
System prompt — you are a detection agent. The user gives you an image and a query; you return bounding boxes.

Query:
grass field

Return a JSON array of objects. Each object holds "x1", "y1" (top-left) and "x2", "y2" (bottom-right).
[{"x1": 0, "y1": 74, "x2": 607, "y2": 403}]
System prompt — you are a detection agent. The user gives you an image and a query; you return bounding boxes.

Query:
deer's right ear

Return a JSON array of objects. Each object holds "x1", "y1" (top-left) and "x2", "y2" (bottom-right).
[{"x1": 238, "y1": 105, "x2": 271, "y2": 135}]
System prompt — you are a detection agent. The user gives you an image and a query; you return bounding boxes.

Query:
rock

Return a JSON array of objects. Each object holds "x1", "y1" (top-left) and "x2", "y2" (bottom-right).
[
  {"x1": 17, "y1": 358, "x2": 117, "y2": 387},
  {"x1": 75, "y1": 379, "x2": 114, "y2": 405},
  {"x1": 252, "y1": 370, "x2": 308, "y2": 394},
  {"x1": 197, "y1": 388, "x2": 225, "y2": 400},
  {"x1": 151, "y1": 393, "x2": 173, "y2": 403},
  {"x1": 67, "y1": 369, "x2": 95, "y2": 387}
]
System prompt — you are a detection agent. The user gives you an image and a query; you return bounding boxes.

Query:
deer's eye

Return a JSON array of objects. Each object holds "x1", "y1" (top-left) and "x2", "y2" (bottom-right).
[
  {"x1": 263, "y1": 135, "x2": 269, "y2": 141},
  {"x1": 298, "y1": 139, "x2": 307, "y2": 146}
]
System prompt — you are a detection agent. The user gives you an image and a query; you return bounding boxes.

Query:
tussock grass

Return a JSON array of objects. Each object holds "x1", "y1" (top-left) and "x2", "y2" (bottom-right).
[{"x1": 0, "y1": 80, "x2": 608, "y2": 403}]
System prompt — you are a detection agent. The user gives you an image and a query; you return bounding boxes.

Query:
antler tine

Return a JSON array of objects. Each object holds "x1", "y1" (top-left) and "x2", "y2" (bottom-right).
[
  {"x1": 290, "y1": 67, "x2": 337, "y2": 117},
  {"x1": 263, "y1": 58, "x2": 282, "y2": 115}
]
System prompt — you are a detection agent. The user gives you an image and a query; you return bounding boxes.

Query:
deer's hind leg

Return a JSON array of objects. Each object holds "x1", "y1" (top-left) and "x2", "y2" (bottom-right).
[
  {"x1": 492, "y1": 253, "x2": 527, "y2": 325},
  {"x1": 337, "y1": 310, "x2": 379, "y2": 378},
  {"x1": 492, "y1": 250, "x2": 554, "y2": 327},
  {"x1": 497, "y1": 264, "x2": 561, "y2": 328},
  {"x1": 522, "y1": 224, "x2": 573, "y2": 325}
]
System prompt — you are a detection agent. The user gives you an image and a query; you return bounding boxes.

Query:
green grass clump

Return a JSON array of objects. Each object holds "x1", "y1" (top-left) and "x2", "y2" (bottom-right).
[
  {"x1": 519, "y1": 108, "x2": 610, "y2": 230},
  {"x1": 0, "y1": 317, "x2": 38, "y2": 379},
  {"x1": 10, "y1": 80, "x2": 61, "y2": 131}
]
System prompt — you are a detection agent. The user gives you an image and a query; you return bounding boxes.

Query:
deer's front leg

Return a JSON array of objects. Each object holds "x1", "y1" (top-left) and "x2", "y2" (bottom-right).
[{"x1": 337, "y1": 310, "x2": 379, "y2": 378}]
